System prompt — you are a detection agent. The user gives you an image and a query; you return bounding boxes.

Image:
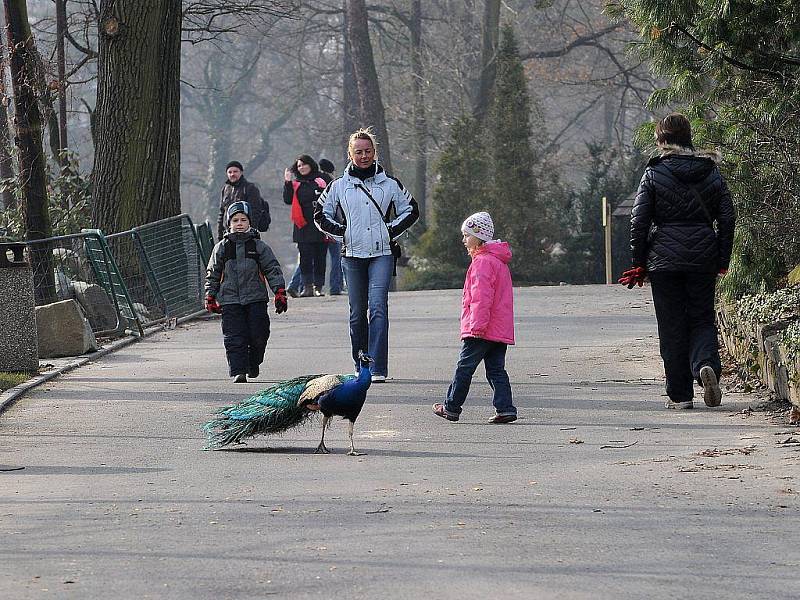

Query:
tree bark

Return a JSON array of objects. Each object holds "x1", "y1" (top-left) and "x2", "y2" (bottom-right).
[
  {"x1": 473, "y1": 0, "x2": 500, "y2": 124},
  {"x1": 0, "y1": 23, "x2": 16, "y2": 210},
  {"x1": 92, "y1": 0, "x2": 182, "y2": 233},
  {"x1": 55, "y1": 0, "x2": 68, "y2": 153},
  {"x1": 410, "y1": 0, "x2": 427, "y2": 228},
  {"x1": 344, "y1": 0, "x2": 391, "y2": 173},
  {"x1": 3, "y1": 0, "x2": 54, "y2": 302},
  {"x1": 341, "y1": 7, "x2": 359, "y2": 162}
]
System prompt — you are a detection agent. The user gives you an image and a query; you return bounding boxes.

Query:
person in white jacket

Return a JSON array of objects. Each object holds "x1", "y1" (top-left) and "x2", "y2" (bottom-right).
[{"x1": 314, "y1": 128, "x2": 419, "y2": 381}]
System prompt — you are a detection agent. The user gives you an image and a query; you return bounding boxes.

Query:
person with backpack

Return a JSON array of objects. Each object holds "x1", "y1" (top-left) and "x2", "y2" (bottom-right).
[
  {"x1": 216, "y1": 160, "x2": 271, "y2": 241},
  {"x1": 205, "y1": 201, "x2": 288, "y2": 383}
]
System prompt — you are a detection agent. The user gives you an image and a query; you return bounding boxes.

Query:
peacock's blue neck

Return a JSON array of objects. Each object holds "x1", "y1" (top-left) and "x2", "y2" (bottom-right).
[{"x1": 357, "y1": 364, "x2": 372, "y2": 386}]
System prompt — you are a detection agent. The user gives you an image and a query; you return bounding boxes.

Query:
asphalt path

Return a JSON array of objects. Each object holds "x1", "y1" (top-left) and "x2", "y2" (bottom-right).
[{"x1": 1, "y1": 285, "x2": 798, "y2": 599}]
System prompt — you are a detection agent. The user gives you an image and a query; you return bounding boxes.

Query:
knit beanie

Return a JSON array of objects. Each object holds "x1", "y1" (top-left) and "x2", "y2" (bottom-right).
[
  {"x1": 225, "y1": 160, "x2": 244, "y2": 172},
  {"x1": 319, "y1": 158, "x2": 335, "y2": 174},
  {"x1": 461, "y1": 211, "x2": 494, "y2": 242},
  {"x1": 226, "y1": 201, "x2": 250, "y2": 225}
]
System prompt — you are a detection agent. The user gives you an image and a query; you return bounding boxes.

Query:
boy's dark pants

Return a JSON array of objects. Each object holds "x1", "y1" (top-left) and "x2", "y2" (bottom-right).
[
  {"x1": 221, "y1": 301, "x2": 270, "y2": 376},
  {"x1": 649, "y1": 271, "x2": 721, "y2": 403},
  {"x1": 445, "y1": 338, "x2": 515, "y2": 417}
]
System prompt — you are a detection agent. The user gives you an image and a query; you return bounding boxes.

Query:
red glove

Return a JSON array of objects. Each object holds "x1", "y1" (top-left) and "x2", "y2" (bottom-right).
[
  {"x1": 618, "y1": 267, "x2": 647, "y2": 289},
  {"x1": 205, "y1": 294, "x2": 222, "y2": 314},
  {"x1": 274, "y1": 288, "x2": 288, "y2": 314}
]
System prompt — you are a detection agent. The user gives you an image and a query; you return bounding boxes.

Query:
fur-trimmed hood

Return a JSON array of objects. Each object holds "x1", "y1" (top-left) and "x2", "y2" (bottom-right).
[
  {"x1": 646, "y1": 144, "x2": 722, "y2": 185},
  {"x1": 653, "y1": 144, "x2": 722, "y2": 163}
]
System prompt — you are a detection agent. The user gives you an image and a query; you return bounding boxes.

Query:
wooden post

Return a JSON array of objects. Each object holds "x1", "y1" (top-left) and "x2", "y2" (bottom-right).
[{"x1": 602, "y1": 196, "x2": 612, "y2": 284}]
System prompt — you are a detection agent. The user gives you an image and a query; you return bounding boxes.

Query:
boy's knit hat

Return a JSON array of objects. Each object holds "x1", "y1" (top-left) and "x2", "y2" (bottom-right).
[
  {"x1": 226, "y1": 201, "x2": 251, "y2": 225},
  {"x1": 318, "y1": 158, "x2": 335, "y2": 174},
  {"x1": 461, "y1": 211, "x2": 494, "y2": 242}
]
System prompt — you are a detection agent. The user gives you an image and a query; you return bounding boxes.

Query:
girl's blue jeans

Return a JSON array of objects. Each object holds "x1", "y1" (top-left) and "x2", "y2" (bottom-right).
[{"x1": 445, "y1": 338, "x2": 515, "y2": 416}]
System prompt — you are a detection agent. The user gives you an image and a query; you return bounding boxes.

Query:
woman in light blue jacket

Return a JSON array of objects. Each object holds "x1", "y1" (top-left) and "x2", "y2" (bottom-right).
[{"x1": 314, "y1": 128, "x2": 419, "y2": 381}]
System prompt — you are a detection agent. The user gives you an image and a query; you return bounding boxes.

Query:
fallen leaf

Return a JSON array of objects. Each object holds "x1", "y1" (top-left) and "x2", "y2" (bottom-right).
[{"x1": 569, "y1": 438, "x2": 584, "y2": 444}]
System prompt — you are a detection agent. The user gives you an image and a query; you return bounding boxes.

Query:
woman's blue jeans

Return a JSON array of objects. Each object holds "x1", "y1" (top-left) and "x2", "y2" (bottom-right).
[{"x1": 342, "y1": 255, "x2": 394, "y2": 376}]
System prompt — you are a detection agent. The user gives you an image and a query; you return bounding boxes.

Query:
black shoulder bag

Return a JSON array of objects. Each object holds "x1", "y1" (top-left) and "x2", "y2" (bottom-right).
[{"x1": 354, "y1": 183, "x2": 402, "y2": 276}]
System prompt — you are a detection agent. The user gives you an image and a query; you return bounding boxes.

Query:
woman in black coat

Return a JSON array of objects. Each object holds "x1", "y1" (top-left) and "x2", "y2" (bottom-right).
[
  {"x1": 283, "y1": 155, "x2": 330, "y2": 297},
  {"x1": 621, "y1": 113, "x2": 735, "y2": 410}
]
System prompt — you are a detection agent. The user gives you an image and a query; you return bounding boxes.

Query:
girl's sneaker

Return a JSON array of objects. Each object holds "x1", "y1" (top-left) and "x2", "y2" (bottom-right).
[
  {"x1": 665, "y1": 399, "x2": 693, "y2": 409},
  {"x1": 433, "y1": 403, "x2": 459, "y2": 421},
  {"x1": 488, "y1": 413, "x2": 517, "y2": 424}
]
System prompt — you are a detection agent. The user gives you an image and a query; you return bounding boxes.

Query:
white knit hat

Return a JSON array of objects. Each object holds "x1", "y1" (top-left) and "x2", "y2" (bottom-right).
[{"x1": 461, "y1": 211, "x2": 494, "y2": 242}]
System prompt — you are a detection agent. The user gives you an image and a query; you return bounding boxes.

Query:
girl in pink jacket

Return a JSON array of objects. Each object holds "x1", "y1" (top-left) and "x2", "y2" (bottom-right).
[{"x1": 433, "y1": 212, "x2": 517, "y2": 424}]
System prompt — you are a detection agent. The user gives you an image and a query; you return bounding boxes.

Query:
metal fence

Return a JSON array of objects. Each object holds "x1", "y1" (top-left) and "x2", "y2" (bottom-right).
[
  {"x1": 11, "y1": 214, "x2": 210, "y2": 338},
  {"x1": 104, "y1": 215, "x2": 207, "y2": 328}
]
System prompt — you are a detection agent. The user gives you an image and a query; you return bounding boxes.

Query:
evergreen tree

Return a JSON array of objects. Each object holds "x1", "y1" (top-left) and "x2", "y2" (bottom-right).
[
  {"x1": 404, "y1": 115, "x2": 490, "y2": 289},
  {"x1": 609, "y1": 0, "x2": 800, "y2": 297},
  {"x1": 487, "y1": 24, "x2": 561, "y2": 283},
  {"x1": 560, "y1": 143, "x2": 646, "y2": 284}
]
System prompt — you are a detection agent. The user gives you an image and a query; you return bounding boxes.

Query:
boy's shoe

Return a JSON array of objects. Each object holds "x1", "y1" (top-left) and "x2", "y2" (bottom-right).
[
  {"x1": 313, "y1": 286, "x2": 325, "y2": 297},
  {"x1": 700, "y1": 365, "x2": 722, "y2": 407},
  {"x1": 248, "y1": 367, "x2": 259, "y2": 379},
  {"x1": 664, "y1": 399, "x2": 693, "y2": 409},
  {"x1": 433, "y1": 403, "x2": 459, "y2": 421},
  {"x1": 371, "y1": 375, "x2": 386, "y2": 383},
  {"x1": 488, "y1": 413, "x2": 517, "y2": 424},
  {"x1": 232, "y1": 374, "x2": 247, "y2": 383},
  {"x1": 287, "y1": 288, "x2": 299, "y2": 298}
]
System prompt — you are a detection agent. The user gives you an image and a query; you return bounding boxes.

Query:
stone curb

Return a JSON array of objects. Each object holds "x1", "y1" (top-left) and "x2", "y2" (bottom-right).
[{"x1": 0, "y1": 309, "x2": 210, "y2": 416}]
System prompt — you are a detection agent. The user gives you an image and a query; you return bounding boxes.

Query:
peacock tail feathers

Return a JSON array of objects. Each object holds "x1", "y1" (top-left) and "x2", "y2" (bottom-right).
[{"x1": 202, "y1": 372, "x2": 355, "y2": 450}]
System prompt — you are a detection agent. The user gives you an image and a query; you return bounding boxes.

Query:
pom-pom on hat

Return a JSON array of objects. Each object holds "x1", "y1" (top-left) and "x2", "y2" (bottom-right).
[
  {"x1": 226, "y1": 201, "x2": 250, "y2": 225},
  {"x1": 461, "y1": 211, "x2": 494, "y2": 242},
  {"x1": 225, "y1": 160, "x2": 244, "y2": 172}
]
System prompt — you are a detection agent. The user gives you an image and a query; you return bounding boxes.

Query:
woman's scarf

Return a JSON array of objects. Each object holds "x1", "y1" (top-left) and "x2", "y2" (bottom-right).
[{"x1": 290, "y1": 174, "x2": 328, "y2": 229}]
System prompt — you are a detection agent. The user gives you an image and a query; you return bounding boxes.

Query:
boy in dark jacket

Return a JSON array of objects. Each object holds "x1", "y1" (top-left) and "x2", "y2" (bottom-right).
[{"x1": 205, "y1": 201, "x2": 288, "y2": 383}]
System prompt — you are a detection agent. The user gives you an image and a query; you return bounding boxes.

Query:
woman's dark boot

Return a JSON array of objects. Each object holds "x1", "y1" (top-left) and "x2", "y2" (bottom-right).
[{"x1": 300, "y1": 286, "x2": 314, "y2": 297}]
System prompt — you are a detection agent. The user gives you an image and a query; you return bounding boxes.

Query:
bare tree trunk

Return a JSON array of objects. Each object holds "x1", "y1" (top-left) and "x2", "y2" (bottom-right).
[
  {"x1": 473, "y1": 0, "x2": 500, "y2": 124},
  {"x1": 0, "y1": 28, "x2": 16, "y2": 210},
  {"x1": 410, "y1": 0, "x2": 427, "y2": 228},
  {"x1": 3, "y1": 0, "x2": 54, "y2": 302},
  {"x1": 55, "y1": 0, "x2": 67, "y2": 153},
  {"x1": 344, "y1": 0, "x2": 391, "y2": 173},
  {"x1": 341, "y1": 8, "x2": 359, "y2": 163},
  {"x1": 92, "y1": 0, "x2": 182, "y2": 233}
]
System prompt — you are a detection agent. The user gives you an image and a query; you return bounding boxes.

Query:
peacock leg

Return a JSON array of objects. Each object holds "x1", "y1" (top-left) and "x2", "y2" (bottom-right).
[
  {"x1": 315, "y1": 415, "x2": 330, "y2": 454},
  {"x1": 346, "y1": 421, "x2": 363, "y2": 456}
]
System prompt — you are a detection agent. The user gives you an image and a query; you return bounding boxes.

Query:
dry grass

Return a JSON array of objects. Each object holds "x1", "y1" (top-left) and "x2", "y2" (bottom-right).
[{"x1": 0, "y1": 372, "x2": 31, "y2": 392}]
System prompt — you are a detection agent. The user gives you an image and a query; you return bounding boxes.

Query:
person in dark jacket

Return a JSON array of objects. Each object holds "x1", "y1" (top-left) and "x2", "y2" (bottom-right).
[
  {"x1": 216, "y1": 160, "x2": 271, "y2": 241},
  {"x1": 205, "y1": 201, "x2": 287, "y2": 383},
  {"x1": 283, "y1": 154, "x2": 329, "y2": 297},
  {"x1": 620, "y1": 113, "x2": 735, "y2": 409},
  {"x1": 319, "y1": 159, "x2": 344, "y2": 295}
]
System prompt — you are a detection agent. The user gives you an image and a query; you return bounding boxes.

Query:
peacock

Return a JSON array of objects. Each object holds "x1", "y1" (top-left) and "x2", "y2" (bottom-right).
[{"x1": 203, "y1": 353, "x2": 373, "y2": 455}]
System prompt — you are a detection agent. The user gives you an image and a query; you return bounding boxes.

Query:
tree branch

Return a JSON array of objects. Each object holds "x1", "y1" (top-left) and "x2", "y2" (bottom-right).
[{"x1": 520, "y1": 24, "x2": 620, "y2": 61}]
